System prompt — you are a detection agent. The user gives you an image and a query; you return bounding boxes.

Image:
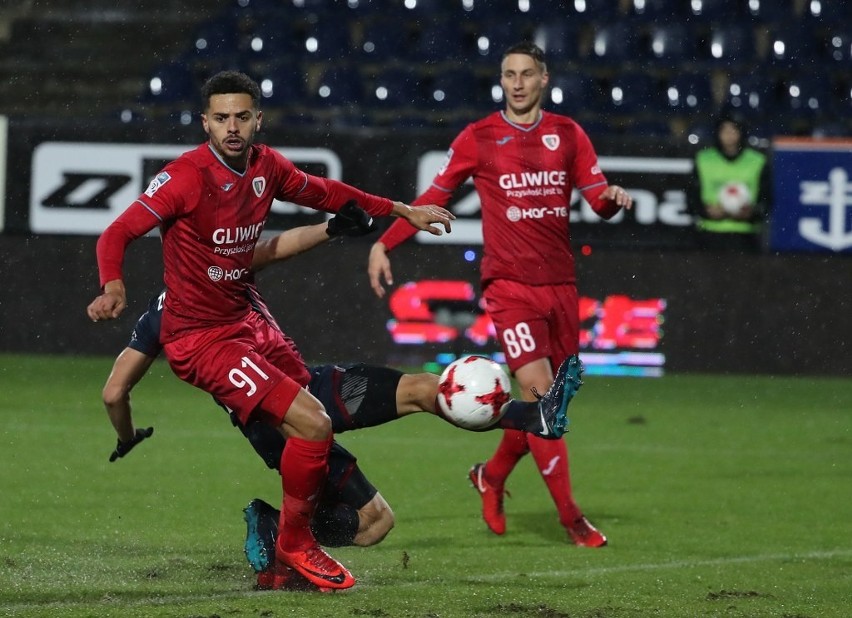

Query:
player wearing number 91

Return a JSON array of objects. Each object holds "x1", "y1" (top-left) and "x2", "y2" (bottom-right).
[
  {"x1": 368, "y1": 42, "x2": 635, "y2": 547},
  {"x1": 87, "y1": 69, "x2": 454, "y2": 592}
]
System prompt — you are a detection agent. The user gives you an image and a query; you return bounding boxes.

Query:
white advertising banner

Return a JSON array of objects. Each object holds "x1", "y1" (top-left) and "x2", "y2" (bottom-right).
[{"x1": 29, "y1": 143, "x2": 342, "y2": 234}]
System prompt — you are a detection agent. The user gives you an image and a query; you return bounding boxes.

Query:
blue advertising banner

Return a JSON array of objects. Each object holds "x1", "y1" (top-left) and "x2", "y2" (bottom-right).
[{"x1": 770, "y1": 138, "x2": 852, "y2": 253}]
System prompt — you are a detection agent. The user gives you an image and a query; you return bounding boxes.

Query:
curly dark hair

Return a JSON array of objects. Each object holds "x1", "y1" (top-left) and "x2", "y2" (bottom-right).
[{"x1": 200, "y1": 70, "x2": 261, "y2": 110}]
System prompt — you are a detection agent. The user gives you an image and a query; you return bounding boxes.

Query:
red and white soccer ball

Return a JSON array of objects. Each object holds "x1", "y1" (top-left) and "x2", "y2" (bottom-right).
[
  {"x1": 437, "y1": 356, "x2": 512, "y2": 430},
  {"x1": 717, "y1": 181, "x2": 751, "y2": 215}
]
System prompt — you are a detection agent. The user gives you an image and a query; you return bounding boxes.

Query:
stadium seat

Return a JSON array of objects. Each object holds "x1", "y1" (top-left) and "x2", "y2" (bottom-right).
[
  {"x1": 413, "y1": 18, "x2": 469, "y2": 64},
  {"x1": 472, "y1": 20, "x2": 530, "y2": 66},
  {"x1": 590, "y1": 21, "x2": 644, "y2": 67},
  {"x1": 778, "y1": 72, "x2": 835, "y2": 119},
  {"x1": 546, "y1": 71, "x2": 602, "y2": 117},
  {"x1": 722, "y1": 72, "x2": 778, "y2": 119},
  {"x1": 627, "y1": 0, "x2": 686, "y2": 21},
  {"x1": 532, "y1": 20, "x2": 582, "y2": 65},
  {"x1": 665, "y1": 72, "x2": 716, "y2": 115},
  {"x1": 604, "y1": 73, "x2": 665, "y2": 116},
  {"x1": 359, "y1": 15, "x2": 415, "y2": 61},
  {"x1": 765, "y1": 22, "x2": 819, "y2": 67},
  {"x1": 647, "y1": 23, "x2": 699, "y2": 68},
  {"x1": 745, "y1": 0, "x2": 797, "y2": 23},
  {"x1": 312, "y1": 65, "x2": 366, "y2": 106},
  {"x1": 300, "y1": 19, "x2": 356, "y2": 62},
  {"x1": 141, "y1": 63, "x2": 197, "y2": 105},
  {"x1": 569, "y1": 0, "x2": 619, "y2": 22},
  {"x1": 425, "y1": 67, "x2": 483, "y2": 112},
  {"x1": 369, "y1": 66, "x2": 426, "y2": 109},
  {"x1": 686, "y1": 0, "x2": 743, "y2": 21},
  {"x1": 701, "y1": 23, "x2": 758, "y2": 67},
  {"x1": 255, "y1": 63, "x2": 309, "y2": 108},
  {"x1": 802, "y1": 0, "x2": 852, "y2": 23},
  {"x1": 822, "y1": 27, "x2": 852, "y2": 64}
]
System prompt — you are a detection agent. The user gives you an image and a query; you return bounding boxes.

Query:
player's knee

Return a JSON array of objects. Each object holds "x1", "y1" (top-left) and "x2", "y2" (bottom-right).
[
  {"x1": 102, "y1": 382, "x2": 129, "y2": 409},
  {"x1": 298, "y1": 404, "x2": 332, "y2": 441}
]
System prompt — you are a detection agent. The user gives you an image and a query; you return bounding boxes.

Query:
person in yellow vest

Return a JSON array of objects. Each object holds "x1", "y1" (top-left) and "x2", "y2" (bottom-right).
[{"x1": 691, "y1": 114, "x2": 771, "y2": 252}]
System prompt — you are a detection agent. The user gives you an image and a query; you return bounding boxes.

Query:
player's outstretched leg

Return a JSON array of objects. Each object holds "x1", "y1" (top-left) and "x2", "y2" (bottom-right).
[
  {"x1": 531, "y1": 354, "x2": 584, "y2": 438},
  {"x1": 468, "y1": 462, "x2": 509, "y2": 535}
]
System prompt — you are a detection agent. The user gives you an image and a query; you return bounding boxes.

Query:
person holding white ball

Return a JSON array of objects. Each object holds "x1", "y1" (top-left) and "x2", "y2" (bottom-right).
[{"x1": 691, "y1": 114, "x2": 771, "y2": 252}]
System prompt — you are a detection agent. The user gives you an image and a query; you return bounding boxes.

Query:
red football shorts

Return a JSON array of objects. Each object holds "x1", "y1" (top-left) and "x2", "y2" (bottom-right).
[
  {"x1": 163, "y1": 311, "x2": 311, "y2": 425},
  {"x1": 482, "y1": 278, "x2": 579, "y2": 375}
]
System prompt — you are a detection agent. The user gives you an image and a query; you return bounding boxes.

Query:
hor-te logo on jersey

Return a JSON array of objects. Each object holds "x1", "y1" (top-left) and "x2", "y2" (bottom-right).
[
  {"x1": 208, "y1": 266, "x2": 249, "y2": 281},
  {"x1": 208, "y1": 266, "x2": 224, "y2": 281},
  {"x1": 505, "y1": 205, "x2": 569, "y2": 221},
  {"x1": 252, "y1": 176, "x2": 266, "y2": 197},
  {"x1": 542, "y1": 135, "x2": 560, "y2": 151},
  {"x1": 144, "y1": 172, "x2": 171, "y2": 197}
]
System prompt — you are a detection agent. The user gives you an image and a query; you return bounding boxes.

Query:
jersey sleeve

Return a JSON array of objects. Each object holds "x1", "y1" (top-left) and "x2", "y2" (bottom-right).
[
  {"x1": 379, "y1": 127, "x2": 477, "y2": 252},
  {"x1": 271, "y1": 149, "x2": 394, "y2": 217},
  {"x1": 571, "y1": 124, "x2": 620, "y2": 220},
  {"x1": 96, "y1": 160, "x2": 197, "y2": 287}
]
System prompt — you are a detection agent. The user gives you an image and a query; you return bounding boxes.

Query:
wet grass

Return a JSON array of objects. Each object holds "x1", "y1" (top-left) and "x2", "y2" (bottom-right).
[{"x1": 1, "y1": 354, "x2": 851, "y2": 617}]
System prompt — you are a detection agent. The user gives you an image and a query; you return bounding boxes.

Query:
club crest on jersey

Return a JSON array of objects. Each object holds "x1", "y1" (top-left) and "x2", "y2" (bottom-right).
[
  {"x1": 144, "y1": 172, "x2": 171, "y2": 197},
  {"x1": 252, "y1": 176, "x2": 266, "y2": 197},
  {"x1": 542, "y1": 135, "x2": 560, "y2": 151}
]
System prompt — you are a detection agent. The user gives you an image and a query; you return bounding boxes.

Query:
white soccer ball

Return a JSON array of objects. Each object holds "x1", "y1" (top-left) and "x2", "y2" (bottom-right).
[
  {"x1": 717, "y1": 181, "x2": 751, "y2": 214},
  {"x1": 437, "y1": 356, "x2": 512, "y2": 430}
]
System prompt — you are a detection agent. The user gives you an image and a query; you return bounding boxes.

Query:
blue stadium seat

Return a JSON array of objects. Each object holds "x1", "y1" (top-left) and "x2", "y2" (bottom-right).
[
  {"x1": 665, "y1": 72, "x2": 716, "y2": 114},
  {"x1": 255, "y1": 63, "x2": 309, "y2": 108},
  {"x1": 745, "y1": 0, "x2": 797, "y2": 23},
  {"x1": 301, "y1": 19, "x2": 356, "y2": 62},
  {"x1": 647, "y1": 23, "x2": 698, "y2": 68},
  {"x1": 778, "y1": 72, "x2": 835, "y2": 119},
  {"x1": 241, "y1": 17, "x2": 300, "y2": 65},
  {"x1": 312, "y1": 65, "x2": 366, "y2": 106},
  {"x1": 546, "y1": 71, "x2": 602, "y2": 117},
  {"x1": 141, "y1": 63, "x2": 197, "y2": 105},
  {"x1": 590, "y1": 21, "x2": 644, "y2": 66},
  {"x1": 765, "y1": 22, "x2": 819, "y2": 67},
  {"x1": 702, "y1": 23, "x2": 758, "y2": 67},
  {"x1": 803, "y1": 0, "x2": 852, "y2": 23},
  {"x1": 471, "y1": 20, "x2": 528, "y2": 66},
  {"x1": 723, "y1": 72, "x2": 778, "y2": 119},
  {"x1": 822, "y1": 27, "x2": 852, "y2": 64},
  {"x1": 413, "y1": 18, "x2": 469, "y2": 64},
  {"x1": 686, "y1": 0, "x2": 743, "y2": 21},
  {"x1": 359, "y1": 15, "x2": 414, "y2": 61},
  {"x1": 604, "y1": 73, "x2": 665, "y2": 116},
  {"x1": 369, "y1": 66, "x2": 426, "y2": 109},
  {"x1": 627, "y1": 0, "x2": 685, "y2": 21},
  {"x1": 532, "y1": 20, "x2": 582, "y2": 65},
  {"x1": 425, "y1": 67, "x2": 483, "y2": 112},
  {"x1": 569, "y1": 0, "x2": 619, "y2": 22}
]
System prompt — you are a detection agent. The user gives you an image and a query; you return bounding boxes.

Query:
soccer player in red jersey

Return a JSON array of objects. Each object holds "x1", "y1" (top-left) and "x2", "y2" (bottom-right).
[
  {"x1": 87, "y1": 70, "x2": 453, "y2": 590},
  {"x1": 368, "y1": 43, "x2": 633, "y2": 547}
]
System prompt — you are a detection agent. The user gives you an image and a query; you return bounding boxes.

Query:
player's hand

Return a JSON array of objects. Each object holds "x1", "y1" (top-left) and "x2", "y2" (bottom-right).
[
  {"x1": 109, "y1": 427, "x2": 154, "y2": 462},
  {"x1": 87, "y1": 280, "x2": 127, "y2": 322},
  {"x1": 394, "y1": 202, "x2": 454, "y2": 236},
  {"x1": 327, "y1": 200, "x2": 377, "y2": 237},
  {"x1": 602, "y1": 185, "x2": 633, "y2": 210},
  {"x1": 368, "y1": 242, "x2": 393, "y2": 298}
]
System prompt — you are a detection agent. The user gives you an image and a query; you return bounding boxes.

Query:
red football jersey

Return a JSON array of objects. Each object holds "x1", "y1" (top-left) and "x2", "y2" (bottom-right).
[
  {"x1": 380, "y1": 111, "x2": 617, "y2": 286},
  {"x1": 97, "y1": 143, "x2": 393, "y2": 341}
]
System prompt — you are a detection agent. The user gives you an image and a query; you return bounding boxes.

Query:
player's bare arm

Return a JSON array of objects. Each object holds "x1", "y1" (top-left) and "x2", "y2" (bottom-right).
[
  {"x1": 391, "y1": 201, "x2": 454, "y2": 236},
  {"x1": 252, "y1": 224, "x2": 330, "y2": 272},
  {"x1": 367, "y1": 242, "x2": 393, "y2": 299},
  {"x1": 87, "y1": 279, "x2": 127, "y2": 322}
]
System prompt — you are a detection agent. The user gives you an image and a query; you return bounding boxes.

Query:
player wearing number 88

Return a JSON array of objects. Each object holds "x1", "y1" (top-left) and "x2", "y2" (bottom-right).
[{"x1": 369, "y1": 42, "x2": 631, "y2": 546}]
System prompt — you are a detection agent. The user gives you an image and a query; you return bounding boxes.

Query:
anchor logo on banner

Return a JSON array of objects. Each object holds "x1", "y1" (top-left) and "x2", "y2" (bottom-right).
[{"x1": 798, "y1": 168, "x2": 852, "y2": 251}]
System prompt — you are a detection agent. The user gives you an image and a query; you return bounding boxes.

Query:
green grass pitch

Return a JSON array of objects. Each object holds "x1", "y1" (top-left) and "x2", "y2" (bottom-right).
[{"x1": 1, "y1": 353, "x2": 850, "y2": 617}]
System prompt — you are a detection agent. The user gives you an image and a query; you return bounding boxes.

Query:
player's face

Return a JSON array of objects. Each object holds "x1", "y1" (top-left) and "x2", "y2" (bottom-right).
[
  {"x1": 718, "y1": 121, "x2": 742, "y2": 153},
  {"x1": 500, "y1": 53, "x2": 549, "y2": 121},
  {"x1": 202, "y1": 93, "x2": 262, "y2": 171}
]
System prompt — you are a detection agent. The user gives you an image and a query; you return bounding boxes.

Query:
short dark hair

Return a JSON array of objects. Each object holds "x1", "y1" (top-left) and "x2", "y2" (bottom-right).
[
  {"x1": 502, "y1": 42, "x2": 547, "y2": 73},
  {"x1": 200, "y1": 71, "x2": 261, "y2": 110}
]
